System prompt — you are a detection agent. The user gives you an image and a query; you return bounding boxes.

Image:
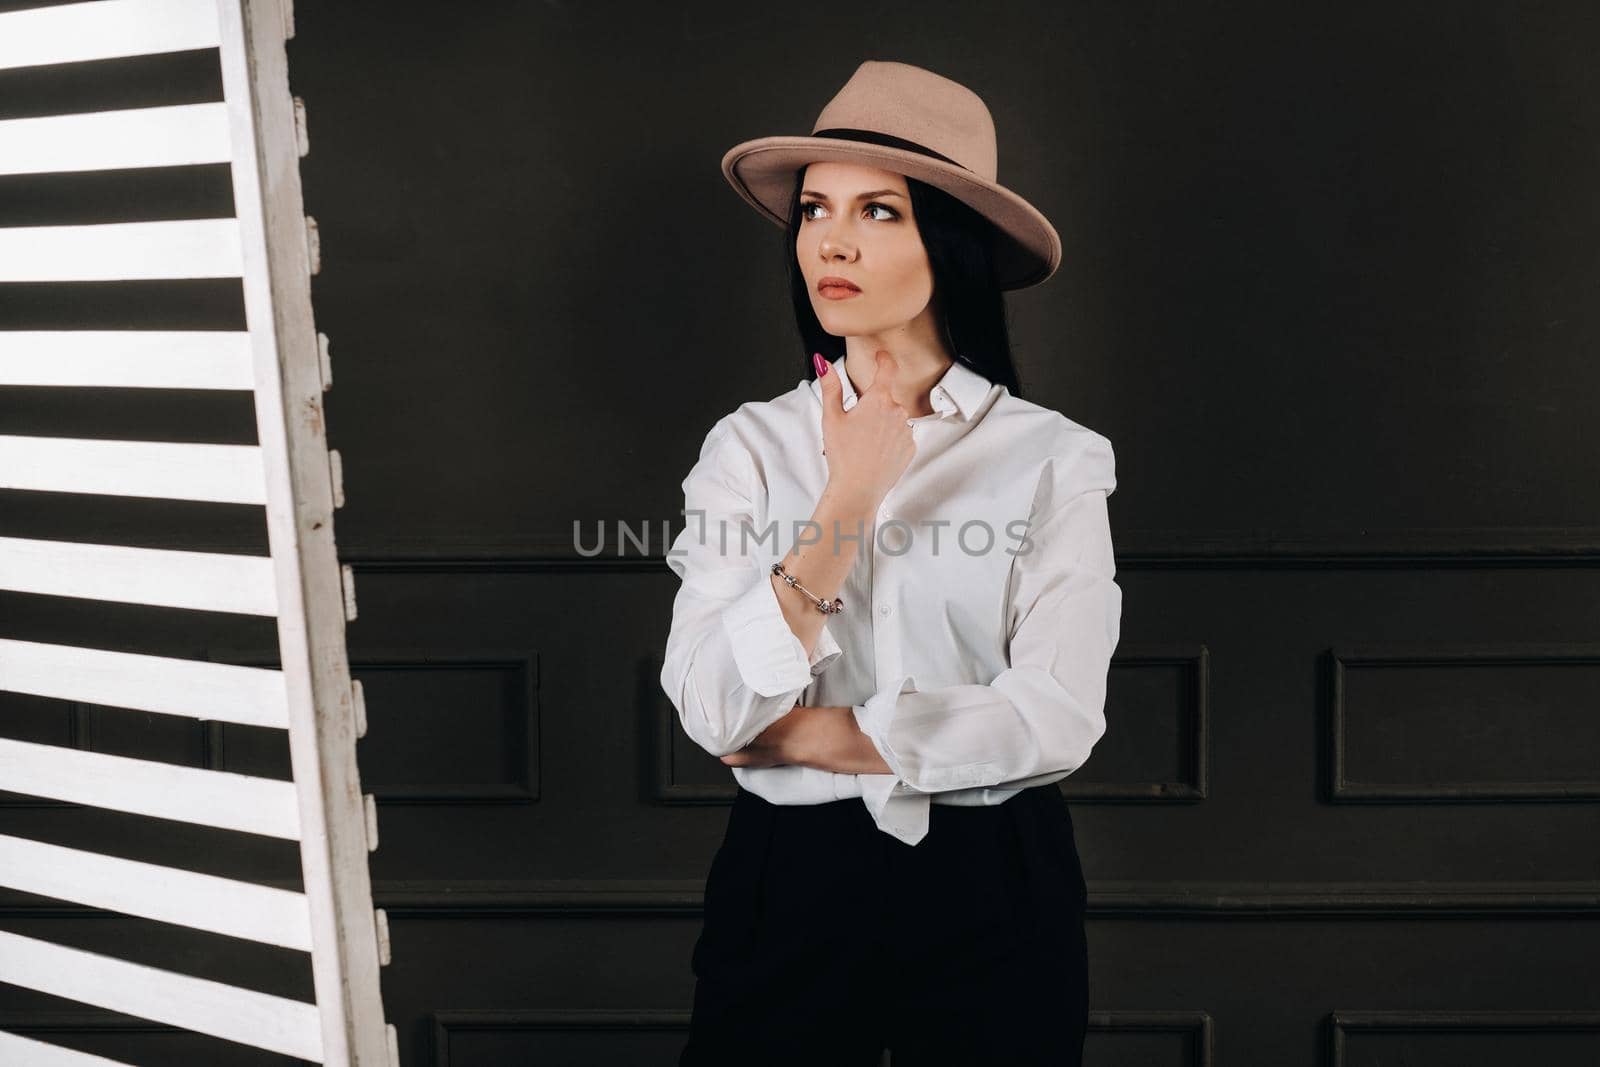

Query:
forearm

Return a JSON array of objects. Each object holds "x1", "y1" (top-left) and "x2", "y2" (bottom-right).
[
  {"x1": 772, "y1": 484, "x2": 874, "y2": 658},
  {"x1": 789, "y1": 705, "x2": 894, "y2": 775},
  {"x1": 717, "y1": 702, "x2": 892, "y2": 772}
]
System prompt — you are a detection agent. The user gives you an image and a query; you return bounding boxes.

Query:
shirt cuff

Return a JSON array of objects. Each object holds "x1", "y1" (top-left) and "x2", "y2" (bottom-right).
[
  {"x1": 851, "y1": 674, "x2": 1007, "y2": 844},
  {"x1": 808, "y1": 617, "x2": 843, "y2": 674},
  {"x1": 720, "y1": 568, "x2": 843, "y2": 697},
  {"x1": 851, "y1": 674, "x2": 918, "y2": 774},
  {"x1": 859, "y1": 772, "x2": 930, "y2": 846},
  {"x1": 852, "y1": 675, "x2": 930, "y2": 845}
]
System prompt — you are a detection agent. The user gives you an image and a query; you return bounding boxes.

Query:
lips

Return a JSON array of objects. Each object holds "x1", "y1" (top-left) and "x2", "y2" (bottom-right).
[{"x1": 817, "y1": 276, "x2": 860, "y2": 294}]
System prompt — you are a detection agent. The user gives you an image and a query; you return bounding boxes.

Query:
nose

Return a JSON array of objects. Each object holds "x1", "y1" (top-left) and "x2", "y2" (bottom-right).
[
  {"x1": 817, "y1": 230, "x2": 856, "y2": 261},
  {"x1": 811, "y1": 211, "x2": 858, "y2": 262}
]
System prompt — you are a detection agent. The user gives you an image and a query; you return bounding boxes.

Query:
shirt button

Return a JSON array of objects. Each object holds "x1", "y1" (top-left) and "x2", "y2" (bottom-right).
[{"x1": 878, "y1": 604, "x2": 892, "y2": 617}]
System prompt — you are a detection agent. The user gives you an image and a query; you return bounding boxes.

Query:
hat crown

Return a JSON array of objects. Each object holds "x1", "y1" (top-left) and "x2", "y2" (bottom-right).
[{"x1": 810, "y1": 60, "x2": 998, "y2": 180}]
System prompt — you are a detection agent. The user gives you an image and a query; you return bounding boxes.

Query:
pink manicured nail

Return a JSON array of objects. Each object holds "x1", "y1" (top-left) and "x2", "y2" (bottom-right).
[{"x1": 813, "y1": 352, "x2": 829, "y2": 377}]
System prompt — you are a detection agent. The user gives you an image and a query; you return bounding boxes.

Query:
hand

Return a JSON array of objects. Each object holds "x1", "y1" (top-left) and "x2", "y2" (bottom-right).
[
  {"x1": 720, "y1": 705, "x2": 893, "y2": 775},
  {"x1": 717, "y1": 705, "x2": 807, "y2": 769},
  {"x1": 817, "y1": 349, "x2": 916, "y2": 514}
]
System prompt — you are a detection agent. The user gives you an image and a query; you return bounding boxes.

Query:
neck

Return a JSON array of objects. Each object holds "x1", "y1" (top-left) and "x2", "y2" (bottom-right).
[{"x1": 842, "y1": 339, "x2": 953, "y2": 418}]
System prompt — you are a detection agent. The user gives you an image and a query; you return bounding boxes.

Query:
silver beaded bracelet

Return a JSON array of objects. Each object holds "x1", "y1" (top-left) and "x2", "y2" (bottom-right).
[{"x1": 771, "y1": 561, "x2": 844, "y2": 615}]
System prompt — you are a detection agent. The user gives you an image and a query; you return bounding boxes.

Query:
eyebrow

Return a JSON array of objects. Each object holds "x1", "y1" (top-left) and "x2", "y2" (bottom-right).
[{"x1": 799, "y1": 189, "x2": 907, "y2": 202}]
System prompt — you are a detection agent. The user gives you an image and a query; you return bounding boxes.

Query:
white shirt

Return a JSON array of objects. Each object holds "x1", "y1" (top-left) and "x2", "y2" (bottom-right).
[{"x1": 660, "y1": 354, "x2": 1121, "y2": 846}]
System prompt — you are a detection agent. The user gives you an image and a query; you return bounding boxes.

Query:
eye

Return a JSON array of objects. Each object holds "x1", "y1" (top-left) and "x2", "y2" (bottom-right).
[{"x1": 798, "y1": 200, "x2": 900, "y2": 222}]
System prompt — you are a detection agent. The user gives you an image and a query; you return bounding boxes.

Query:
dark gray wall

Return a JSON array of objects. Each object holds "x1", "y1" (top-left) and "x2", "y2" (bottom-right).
[{"x1": 2, "y1": 1, "x2": 1598, "y2": 1064}]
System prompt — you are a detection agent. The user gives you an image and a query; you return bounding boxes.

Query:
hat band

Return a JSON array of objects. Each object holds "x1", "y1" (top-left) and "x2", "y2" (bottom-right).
[{"x1": 811, "y1": 127, "x2": 967, "y2": 171}]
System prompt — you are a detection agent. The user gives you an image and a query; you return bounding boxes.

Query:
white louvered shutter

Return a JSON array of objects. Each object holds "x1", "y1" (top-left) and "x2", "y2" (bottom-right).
[{"x1": 0, "y1": 1, "x2": 396, "y2": 1063}]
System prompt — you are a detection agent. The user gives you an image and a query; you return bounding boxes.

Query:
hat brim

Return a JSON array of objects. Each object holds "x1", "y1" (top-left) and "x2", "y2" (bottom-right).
[{"x1": 720, "y1": 135, "x2": 1062, "y2": 290}]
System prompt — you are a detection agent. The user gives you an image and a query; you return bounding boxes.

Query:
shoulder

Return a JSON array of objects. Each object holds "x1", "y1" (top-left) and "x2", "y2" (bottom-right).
[
  {"x1": 985, "y1": 390, "x2": 1117, "y2": 500},
  {"x1": 689, "y1": 376, "x2": 814, "y2": 463},
  {"x1": 679, "y1": 376, "x2": 814, "y2": 488}
]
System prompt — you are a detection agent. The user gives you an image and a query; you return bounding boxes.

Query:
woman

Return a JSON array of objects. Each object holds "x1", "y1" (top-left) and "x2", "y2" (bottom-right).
[{"x1": 661, "y1": 60, "x2": 1121, "y2": 1066}]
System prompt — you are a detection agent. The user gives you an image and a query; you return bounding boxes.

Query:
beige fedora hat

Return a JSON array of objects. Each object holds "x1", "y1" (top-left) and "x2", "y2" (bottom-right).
[{"x1": 721, "y1": 59, "x2": 1062, "y2": 290}]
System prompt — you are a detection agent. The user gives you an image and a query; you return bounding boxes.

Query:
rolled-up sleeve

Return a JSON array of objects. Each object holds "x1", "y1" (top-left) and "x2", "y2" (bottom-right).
[
  {"x1": 851, "y1": 432, "x2": 1122, "y2": 845},
  {"x1": 661, "y1": 418, "x2": 843, "y2": 757}
]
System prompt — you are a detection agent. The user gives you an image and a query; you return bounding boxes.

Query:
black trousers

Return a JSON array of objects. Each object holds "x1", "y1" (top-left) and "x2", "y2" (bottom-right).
[{"x1": 680, "y1": 782, "x2": 1089, "y2": 1066}]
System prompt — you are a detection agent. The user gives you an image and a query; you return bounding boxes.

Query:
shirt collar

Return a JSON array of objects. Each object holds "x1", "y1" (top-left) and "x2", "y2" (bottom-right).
[{"x1": 809, "y1": 355, "x2": 992, "y2": 421}]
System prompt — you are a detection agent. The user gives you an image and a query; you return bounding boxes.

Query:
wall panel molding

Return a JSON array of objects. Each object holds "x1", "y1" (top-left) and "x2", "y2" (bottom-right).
[
  {"x1": 1327, "y1": 644, "x2": 1600, "y2": 802},
  {"x1": 205, "y1": 645, "x2": 542, "y2": 804},
  {"x1": 272, "y1": 542, "x2": 1600, "y2": 571},
  {"x1": 9, "y1": 880, "x2": 1595, "y2": 918},
  {"x1": 1330, "y1": 1010, "x2": 1600, "y2": 1065}
]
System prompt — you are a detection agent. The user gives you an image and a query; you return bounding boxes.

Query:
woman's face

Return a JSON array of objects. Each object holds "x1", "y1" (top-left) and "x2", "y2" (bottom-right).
[{"x1": 795, "y1": 161, "x2": 935, "y2": 338}]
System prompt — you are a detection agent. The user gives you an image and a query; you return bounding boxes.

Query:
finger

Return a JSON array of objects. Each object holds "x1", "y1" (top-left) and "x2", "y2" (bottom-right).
[
  {"x1": 814, "y1": 354, "x2": 842, "y2": 457},
  {"x1": 722, "y1": 751, "x2": 777, "y2": 768},
  {"x1": 814, "y1": 352, "x2": 842, "y2": 406},
  {"x1": 862, "y1": 349, "x2": 901, "y2": 400}
]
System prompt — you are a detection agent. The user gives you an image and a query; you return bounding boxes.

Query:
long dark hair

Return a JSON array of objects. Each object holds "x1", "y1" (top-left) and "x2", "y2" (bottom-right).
[{"x1": 783, "y1": 166, "x2": 1025, "y2": 398}]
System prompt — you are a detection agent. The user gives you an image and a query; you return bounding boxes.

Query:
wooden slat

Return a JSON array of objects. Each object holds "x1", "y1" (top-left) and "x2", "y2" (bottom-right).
[
  {"x1": 0, "y1": 738, "x2": 301, "y2": 840},
  {"x1": 0, "y1": 637, "x2": 289, "y2": 729},
  {"x1": 0, "y1": 102, "x2": 231, "y2": 176},
  {"x1": 0, "y1": 536, "x2": 278, "y2": 616},
  {"x1": 0, "y1": 219, "x2": 242, "y2": 282},
  {"x1": 214, "y1": 2, "x2": 395, "y2": 1061},
  {"x1": 0, "y1": 435, "x2": 267, "y2": 504},
  {"x1": 0, "y1": 330, "x2": 255, "y2": 390},
  {"x1": 0, "y1": 0, "x2": 220, "y2": 72},
  {"x1": 0, "y1": 930, "x2": 323, "y2": 1062},
  {"x1": 0, "y1": 1031, "x2": 136, "y2": 1067},
  {"x1": 0, "y1": 833, "x2": 313, "y2": 951}
]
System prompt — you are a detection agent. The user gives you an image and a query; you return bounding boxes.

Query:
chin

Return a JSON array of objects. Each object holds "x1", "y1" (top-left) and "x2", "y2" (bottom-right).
[{"x1": 814, "y1": 306, "x2": 868, "y2": 331}]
